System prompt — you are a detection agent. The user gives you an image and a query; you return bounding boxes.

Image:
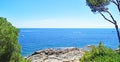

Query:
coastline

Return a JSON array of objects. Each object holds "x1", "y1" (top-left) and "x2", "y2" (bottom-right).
[{"x1": 26, "y1": 47, "x2": 85, "y2": 62}]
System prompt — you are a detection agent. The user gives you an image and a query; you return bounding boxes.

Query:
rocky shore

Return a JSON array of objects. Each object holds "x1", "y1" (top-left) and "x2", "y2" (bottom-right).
[{"x1": 26, "y1": 47, "x2": 85, "y2": 62}]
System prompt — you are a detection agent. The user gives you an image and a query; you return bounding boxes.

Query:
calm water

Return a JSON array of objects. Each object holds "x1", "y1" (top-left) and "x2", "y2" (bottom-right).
[{"x1": 18, "y1": 28, "x2": 119, "y2": 56}]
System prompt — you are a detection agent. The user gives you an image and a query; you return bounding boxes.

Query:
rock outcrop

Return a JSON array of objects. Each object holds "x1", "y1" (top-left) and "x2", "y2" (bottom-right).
[{"x1": 26, "y1": 47, "x2": 84, "y2": 62}]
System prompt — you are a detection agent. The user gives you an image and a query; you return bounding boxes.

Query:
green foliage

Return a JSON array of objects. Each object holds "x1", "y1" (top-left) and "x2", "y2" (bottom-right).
[
  {"x1": 80, "y1": 42, "x2": 120, "y2": 62},
  {"x1": 0, "y1": 17, "x2": 31, "y2": 62},
  {"x1": 86, "y1": 0, "x2": 110, "y2": 12},
  {"x1": 86, "y1": 0, "x2": 110, "y2": 6}
]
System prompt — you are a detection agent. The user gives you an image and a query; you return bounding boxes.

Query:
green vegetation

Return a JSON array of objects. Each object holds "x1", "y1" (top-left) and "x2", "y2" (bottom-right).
[
  {"x1": 82, "y1": 0, "x2": 120, "y2": 62},
  {"x1": 86, "y1": 0, "x2": 110, "y2": 8},
  {"x1": 0, "y1": 17, "x2": 30, "y2": 62},
  {"x1": 86, "y1": 0, "x2": 120, "y2": 43},
  {"x1": 80, "y1": 42, "x2": 120, "y2": 62}
]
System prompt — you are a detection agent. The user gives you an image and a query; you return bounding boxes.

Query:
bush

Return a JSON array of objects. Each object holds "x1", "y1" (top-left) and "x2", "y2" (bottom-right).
[
  {"x1": 0, "y1": 17, "x2": 30, "y2": 62},
  {"x1": 80, "y1": 42, "x2": 120, "y2": 62}
]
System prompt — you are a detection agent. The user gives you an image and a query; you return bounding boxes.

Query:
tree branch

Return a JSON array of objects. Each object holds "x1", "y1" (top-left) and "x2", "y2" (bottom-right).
[
  {"x1": 116, "y1": 0, "x2": 120, "y2": 12},
  {"x1": 106, "y1": 11, "x2": 116, "y2": 23},
  {"x1": 111, "y1": 0, "x2": 120, "y2": 12},
  {"x1": 116, "y1": 0, "x2": 119, "y2": 3},
  {"x1": 99, "y1": 12, "x2": 115, "y2": 24},
  {"x1": 111, "y1": 0, "x2": 118, "y2": 6}
]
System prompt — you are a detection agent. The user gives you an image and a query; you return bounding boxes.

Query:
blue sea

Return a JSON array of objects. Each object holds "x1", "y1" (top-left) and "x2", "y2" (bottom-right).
[{"x1": 18, "y1": 28, "x2": 119, "y2": 56}]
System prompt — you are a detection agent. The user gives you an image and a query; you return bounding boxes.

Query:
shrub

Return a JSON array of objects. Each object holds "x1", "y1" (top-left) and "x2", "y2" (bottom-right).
[
  {"x1": 80, "y1": 42, "x2": 120, "y2": 62},
  {"x1": 0, "y1": 17, "x2": 30, "y2": 62}
]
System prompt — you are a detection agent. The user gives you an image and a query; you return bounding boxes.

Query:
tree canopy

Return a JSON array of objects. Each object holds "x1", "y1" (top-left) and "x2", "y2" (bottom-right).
[
  {"x1": 0, "y1": 17, "x2": 30, "y2": 62},
  {"x1": 86, "y1": 0, "x2": 110, "y2": 12},
  {"x1": 86, "y1": 0, "x2": 120, "y2": 43}
]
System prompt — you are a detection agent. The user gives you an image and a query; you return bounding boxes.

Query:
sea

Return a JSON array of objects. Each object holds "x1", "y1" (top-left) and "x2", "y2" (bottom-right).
[{"x1": 18, "y1": 28, "x2": 119, "y2": 56}]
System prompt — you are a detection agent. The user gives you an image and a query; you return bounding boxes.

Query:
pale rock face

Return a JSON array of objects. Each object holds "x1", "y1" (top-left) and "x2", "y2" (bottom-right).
[{"x1": 26, "y1": 47, "x2": 84, "y2": 62}]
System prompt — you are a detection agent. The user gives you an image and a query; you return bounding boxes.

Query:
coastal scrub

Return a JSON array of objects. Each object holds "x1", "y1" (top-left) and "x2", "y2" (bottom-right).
[
  {"x1": 80, "y1": 42, "x2": 120, "y2": 62},
  {"x1": 0, "y1": 17, "x2": 30, "y2": 62}
]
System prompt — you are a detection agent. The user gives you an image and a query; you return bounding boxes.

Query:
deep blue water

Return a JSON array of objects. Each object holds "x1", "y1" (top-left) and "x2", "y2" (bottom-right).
[{"x1": 18, "y1": 28, "x2": 119, "y2": 56}]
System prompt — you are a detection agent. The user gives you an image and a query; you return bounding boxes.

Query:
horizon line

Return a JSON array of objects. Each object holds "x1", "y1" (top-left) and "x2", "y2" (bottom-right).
[{"x1": 18, "y1": 27, "x2": 116, "y2": 29}]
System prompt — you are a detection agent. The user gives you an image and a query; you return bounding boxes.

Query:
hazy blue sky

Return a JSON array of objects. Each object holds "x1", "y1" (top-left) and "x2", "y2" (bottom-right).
[{"x1": 0, "y1": 0, "x2": 119, "y2": 28}]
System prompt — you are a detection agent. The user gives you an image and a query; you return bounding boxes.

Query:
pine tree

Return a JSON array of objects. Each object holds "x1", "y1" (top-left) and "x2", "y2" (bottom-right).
[{"x1": 0, "y1": 17, "x2": 30, "y2": 62}]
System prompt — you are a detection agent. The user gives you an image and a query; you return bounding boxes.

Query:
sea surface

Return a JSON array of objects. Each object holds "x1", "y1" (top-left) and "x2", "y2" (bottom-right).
[{"x1": 18, "y1": 28, "x2": 119, "y2": 56}]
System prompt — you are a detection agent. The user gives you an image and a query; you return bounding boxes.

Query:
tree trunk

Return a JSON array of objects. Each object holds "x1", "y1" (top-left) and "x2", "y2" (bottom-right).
[
  {"x1": 114, "y1": 22, "x2": 120, "y2": 44},
  {"x1": 99, "y1": 11, "x2": 120, "y2": 44}
]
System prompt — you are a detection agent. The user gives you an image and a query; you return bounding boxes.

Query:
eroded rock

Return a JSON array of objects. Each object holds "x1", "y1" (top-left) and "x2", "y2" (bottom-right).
[{"x1": 26, "y1": 47, "x2": 84, "y2": 62}]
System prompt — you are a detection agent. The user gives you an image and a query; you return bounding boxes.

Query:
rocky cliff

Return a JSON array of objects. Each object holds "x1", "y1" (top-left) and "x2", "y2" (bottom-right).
[{"x1": 26, "y1": 47, "x2": 84, "y2": 62}]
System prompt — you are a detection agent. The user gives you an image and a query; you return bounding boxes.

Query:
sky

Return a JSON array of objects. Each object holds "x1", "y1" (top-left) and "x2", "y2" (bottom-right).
[{"x1": 0, "y1": 0, "x2": 120, "y2": 28}]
